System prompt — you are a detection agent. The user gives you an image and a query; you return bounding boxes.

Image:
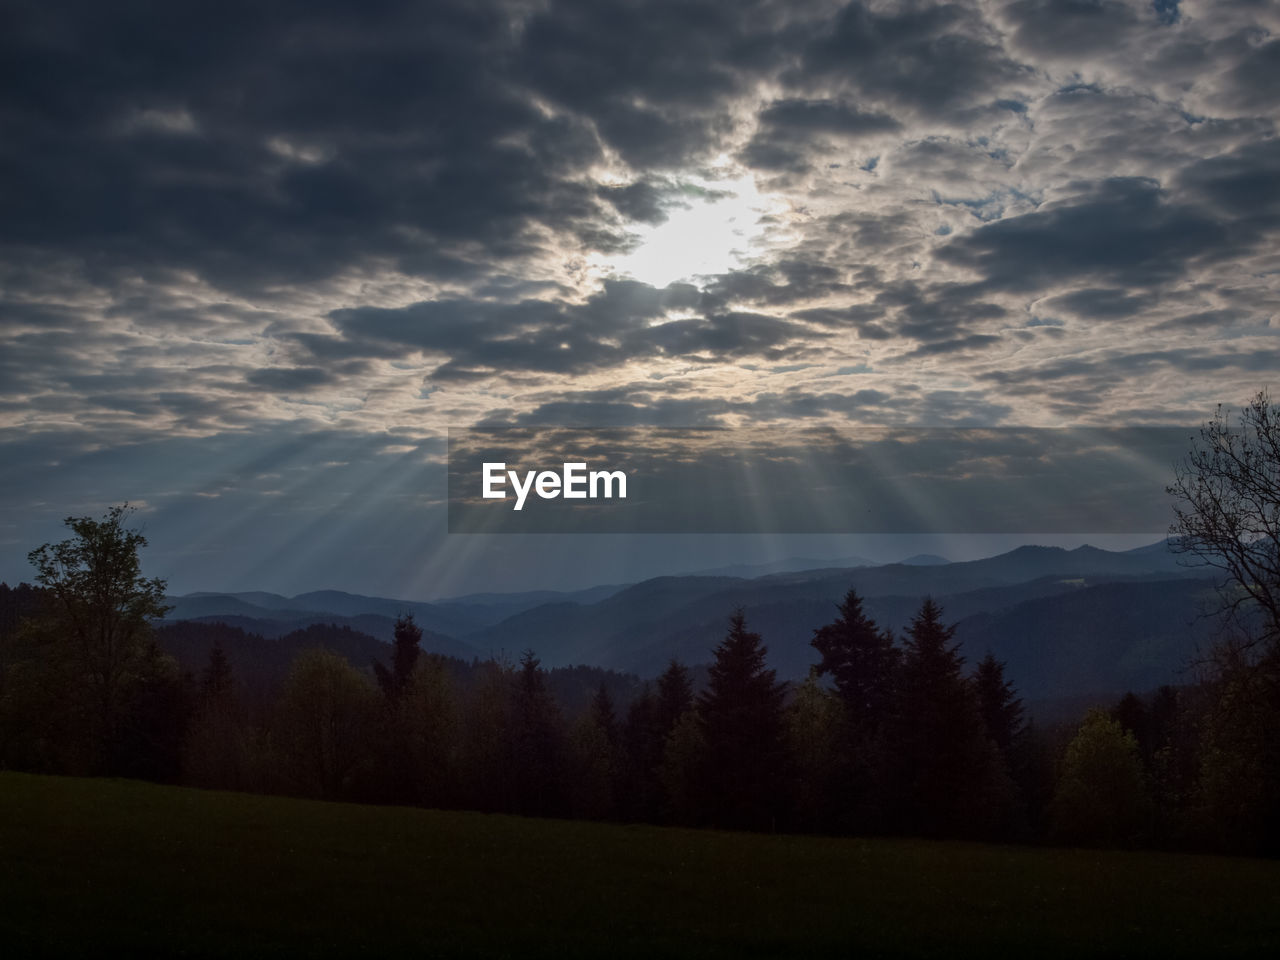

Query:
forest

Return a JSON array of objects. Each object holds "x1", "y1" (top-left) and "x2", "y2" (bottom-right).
[
  {"x1": 2, "y1": 396, "x2": 1279, "y2": 857},
  {"x1": 0, "y1": 565, "x2": 1275, "y2": 856}
]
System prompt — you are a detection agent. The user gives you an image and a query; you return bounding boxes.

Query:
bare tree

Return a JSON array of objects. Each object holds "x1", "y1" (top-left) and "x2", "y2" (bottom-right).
[{"x1": 1168, "y1": 391, "x2": 1280, "y2": 654}]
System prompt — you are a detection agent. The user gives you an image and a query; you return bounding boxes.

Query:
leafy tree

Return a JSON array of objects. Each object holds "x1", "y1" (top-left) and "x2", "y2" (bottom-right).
[
  {"x1": 786, "y1": 669, "x2": 846, "y2": 832},
  {"x1": 1050, "y1": 709, "x2": 1151, "y2": 846},
  {"x1": 23, "y1": 504, "x2": 173, "y2": 773},
  {"x1": 696, "y1": 609, "x2": 788, "y2": 831},
  {"x1": 457, "y1": 657, "x2": 515, "y2": 812},
  {"x1": 658, "y1": 709, "x2": 705, "y2": 826},
  {"x1": 279, "y1": 648, "x2": 378, "y2": 801},
  {"x1": 398, "y1": 654, "x2": 459, "y2": 808},
  {"x1": 1189, "y1": 638, "x2": 1280, "y2": 854}
]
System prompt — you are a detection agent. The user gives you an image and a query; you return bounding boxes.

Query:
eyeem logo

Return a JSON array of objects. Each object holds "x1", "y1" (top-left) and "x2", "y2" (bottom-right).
[{"x1": 482, "y1": 462, "x2": 627, "y2": 511}]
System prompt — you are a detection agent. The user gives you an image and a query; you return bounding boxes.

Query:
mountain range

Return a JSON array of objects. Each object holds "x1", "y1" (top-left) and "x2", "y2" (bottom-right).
[{"x1": 157, "y1": 541, "x2": 1233, "y2": 705}]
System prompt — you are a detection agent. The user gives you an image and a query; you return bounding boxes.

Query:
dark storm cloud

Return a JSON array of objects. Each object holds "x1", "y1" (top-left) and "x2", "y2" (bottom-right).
[
  {"x1": 937, "y1": 177, "x2": 1231, "y2": 292},
  {"x1": 0, "y1": 0, "x2": 625, "y2": 293},
  {"x1": 1176, "y1": 138, "x2": 1280, "y2": 219},
  {"x1": 312, "y1": 279, "x2": 824, "y2": 378},
  {"x1": 703, "y1": 260, "x2": 853, "y2": 308},
  {"x1": 791, "y1": 0, "x2": 1033, "y2": 115},
  {"x1": 741, "y1": 98, "x2": 901, "y2": 171},
  {"x1": 515, "y1": 0, "x2": 800, "y2": 169},
  {"x1": 1000, "y1": 0, "x2": 1149, "y2": 58}
]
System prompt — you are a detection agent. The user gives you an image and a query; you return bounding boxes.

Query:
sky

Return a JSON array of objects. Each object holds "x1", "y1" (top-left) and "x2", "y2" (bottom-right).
[{"x1": 1, "y1": 0, "x2": 1277, "y2": 598}]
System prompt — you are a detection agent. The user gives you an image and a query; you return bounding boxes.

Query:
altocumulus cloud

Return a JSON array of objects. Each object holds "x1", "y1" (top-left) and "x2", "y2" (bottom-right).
[{"x1": 0, "y1": 0, "x2": 1278, "y2": 593}]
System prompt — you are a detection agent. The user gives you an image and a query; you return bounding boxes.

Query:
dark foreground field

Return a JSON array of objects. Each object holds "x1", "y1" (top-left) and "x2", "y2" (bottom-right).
[{"x1": 1, "y1": 773, "x2": 1278, "y2": 958}]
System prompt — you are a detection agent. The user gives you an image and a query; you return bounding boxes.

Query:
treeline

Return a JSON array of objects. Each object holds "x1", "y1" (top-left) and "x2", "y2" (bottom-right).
[{"x1": 1, "y1": 580, "x2": 1277, "y2": 854}]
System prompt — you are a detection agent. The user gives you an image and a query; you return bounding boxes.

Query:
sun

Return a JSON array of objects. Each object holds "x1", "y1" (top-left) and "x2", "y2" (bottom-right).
[{"x1": 599, "y1": 171, "x2": 784, "y2": 288}]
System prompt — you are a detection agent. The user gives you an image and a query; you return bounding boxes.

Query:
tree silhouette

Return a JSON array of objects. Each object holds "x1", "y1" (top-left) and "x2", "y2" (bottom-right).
[
  {"x1": 697, "y1": 609, "x2": 788, "y2": 830},
  {"x1": 1168, "y1": 390, "x2": 1280, "y2": 651},
  {"x1": 374, "y1": 614, "x2": 422, "y2": 701},
  {"x1": 811, "y1": 589, "x2": 899, "y2": 732},
  {"x1": 974, "y1": 651, "x2": 1024, "y2": 756},
  {"x1": 510, "y1": 650, "x2": 567, "y2": 817},
  {"x1": 890, "y1": 598, "x2": 1011, "y2": 837},
  {"x1": 24, "y1": 504, "x2": 173, "y2": 773},
  {"x1": 655, "y1": 658, "x2": 693, "y2": 735}
]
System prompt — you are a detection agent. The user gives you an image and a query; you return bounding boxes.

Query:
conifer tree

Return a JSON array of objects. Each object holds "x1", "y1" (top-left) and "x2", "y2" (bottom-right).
[
  {"x1": 619, "y1": 685, "x2": 662, "y2": 821},
  {"x1": 974, "y1": 651, "x2": 1024, "y2": 756},
  {"x1": 589, "y1": 681, "x2": 618, "y2": 746},
  {"x1": 374, "y1": 614, "x2": 422, "y2": 701},
  {"x1": 656, "y1": 658, "x2": 693, "y2": 735},
  {"x1": 510, "y1": 649, "x2": 566, "y2": 817},
  {"x1": 697, "y1": 609, "x2": 788, "y2": 830},
  {"x1": 811, "y1": 588, "x2": 898, "y2": 732},
  {"x1": 890, "y1": 597, "x2": 1010, "y2": 837}
]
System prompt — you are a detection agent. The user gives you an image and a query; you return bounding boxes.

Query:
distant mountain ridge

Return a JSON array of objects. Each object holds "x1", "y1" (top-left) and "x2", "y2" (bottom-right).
[{"x1": 163, "y1": 540, "x2": 1216, "y2": 704}]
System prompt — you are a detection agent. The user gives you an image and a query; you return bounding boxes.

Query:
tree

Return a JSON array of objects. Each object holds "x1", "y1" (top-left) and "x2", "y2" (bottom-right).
[
  {"x1": 1168, "y1": 390, "x2": 1280, "y2": 651},
  {"x1": 809, "y1": 589, "x2": 900, "y2": 834},
  {"x1": 889, "y1": 598, "x2": 1012, "y2": 838},
  {"x1": 1050, "y1": 709, "x2": 1151, "y2": 847},
  {"x1": 569, "y1": 684, "x2": 620, "y2": 821},
  {"x1": 696, "y1": 609, "x2": 788, "y2": 830},
  {"x1": 1168, "y1": 391, "x2": 1280, "y2": 853},
  {"x1": 509, "y1": 649, "x2": 567, "y2": 817},
  {"x1": 24, "y1": 504, "x2": 172, "y2": 773},
  {"x1": 185, "y1": 643, "x2": 249, "y2": 791},
  {"x1": 974, "y1": 651, "x2": 1024, "y2": 756},
  {"x1": 279, "y1": 648, "x2": 378, "y2": 801},
  {"x1": 655, "y1": 658, "x2": 693, "y2": 735},
  {"x1": 374, "y1": 614, "x2": 422, "y2": 702},
  {"x1": 619, "y1": 684, "x2": 662, "y2": 821},
  {"x1": 811, "y1": 588, "x2": 899, "y2": 732},
  {"x1": 786, "y1": 669, "x2": 846, "y2": 832}
]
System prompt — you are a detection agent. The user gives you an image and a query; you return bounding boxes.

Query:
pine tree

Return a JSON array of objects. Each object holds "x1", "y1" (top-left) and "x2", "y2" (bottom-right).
[
  {"x1": 374, "y1": 614, "x2": 422, "y2": 701},
  {"x1": 589, "y1": 682, "x2": 618, "y2": 746},
  {"x1": 619, "y1": 685, "x2": 662, "y2": 821},
  {"x1": 890, "y1": 597, "x2": 1011, "y2": 838},
  {"x1": 510, "y1": 649, "x2": 567, "y2": 817},
  {"x1": 200, "y1": 642, "x2": 235, "y2": 705},
  {"x1": 697, "y1": 609, "x2": 788, "y2": 830},
  {"x1": 811, "y1": 588, "x2": 899, "y2": 732},
  {"x1": 656, "y1": 658, "x2": 693, "y2": 735},
  {"x1": 974, "y1": 651, "x2": 1024, "y2": 755}
]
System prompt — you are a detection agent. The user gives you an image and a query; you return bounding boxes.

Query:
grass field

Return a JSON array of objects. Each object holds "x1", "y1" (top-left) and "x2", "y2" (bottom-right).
[{"x1": 2, "y1": 773, "x2": 1278, "y2": 958}]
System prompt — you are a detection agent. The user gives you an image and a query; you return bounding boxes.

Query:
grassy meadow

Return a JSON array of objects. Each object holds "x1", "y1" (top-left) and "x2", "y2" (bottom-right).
[{"x1": 1, "y1": 772, "x2": 1278, "y2": 957}]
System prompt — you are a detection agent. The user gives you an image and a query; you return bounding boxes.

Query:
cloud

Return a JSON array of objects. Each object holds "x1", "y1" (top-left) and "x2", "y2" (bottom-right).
[
  {"x1": 936, "y1": 178, "x2": 1230, "y2": 291},
  {"x1": 1, "y1": 0, "x2": 1279, "y2": 591}
]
